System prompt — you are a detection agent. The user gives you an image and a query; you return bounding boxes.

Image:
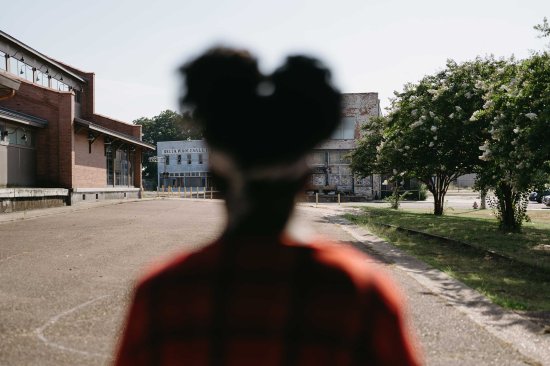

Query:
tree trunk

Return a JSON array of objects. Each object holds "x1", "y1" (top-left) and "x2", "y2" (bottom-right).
[
  {"x1": 430, "y1": 175, "x2": 447, "y2": 216},
  {"x1": 391, "y1": 184, "x2": 400, "y2": 209},
  {"x1": 480, "y1": 190, "x2": 487, "y2": 210},
  {"x1": 496, "y1": 183, "x2": 522, "y2": 232},
  {"x1": 434, "y1": 192, "x2": 444, "y2": 216},
  {"x1": 500, "y1": 184, "x2": 516, "y2": 231}
]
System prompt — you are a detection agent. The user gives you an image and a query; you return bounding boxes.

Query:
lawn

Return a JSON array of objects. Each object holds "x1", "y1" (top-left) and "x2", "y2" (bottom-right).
[{"x1": 345, "y1": 206, "x2": 550, "y2": 311}]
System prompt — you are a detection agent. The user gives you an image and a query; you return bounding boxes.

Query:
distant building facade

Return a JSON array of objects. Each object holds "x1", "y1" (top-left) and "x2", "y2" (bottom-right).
[
  {"x1": 157, "y1": 140, "x2": 211, "y2": 189},
  {"x1": 0, "y1": 30, "x2": 154, "y2": 212},
  {"x1": 156, "y1": 94, "x2": 382, "y2": 197},
  {"x1": 307, "y1": 93, "x2": 381, "y2": 198}
]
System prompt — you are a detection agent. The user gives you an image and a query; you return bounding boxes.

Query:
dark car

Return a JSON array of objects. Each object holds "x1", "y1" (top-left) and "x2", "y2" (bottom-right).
[{"x1": 530, "y1": 190, "x2": 550, "y2": 203}]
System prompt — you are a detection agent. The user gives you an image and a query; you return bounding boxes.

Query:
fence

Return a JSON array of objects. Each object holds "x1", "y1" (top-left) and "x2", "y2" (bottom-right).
[{"x1": 156, "y1": 186, "x2": 218, "y2": 199}]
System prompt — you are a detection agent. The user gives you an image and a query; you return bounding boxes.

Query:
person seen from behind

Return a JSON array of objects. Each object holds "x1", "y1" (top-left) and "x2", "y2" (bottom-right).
[{"x1": 115, "y1": 47, "x2": 421, "y2": 365}]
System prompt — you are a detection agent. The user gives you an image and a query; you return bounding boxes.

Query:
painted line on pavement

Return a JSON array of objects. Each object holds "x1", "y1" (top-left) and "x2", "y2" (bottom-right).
[{"x1": 35, "y1": 295, "x2": 110, "y2": 359}]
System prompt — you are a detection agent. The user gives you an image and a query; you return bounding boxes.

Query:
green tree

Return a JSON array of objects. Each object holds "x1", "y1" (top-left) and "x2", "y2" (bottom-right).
[
  {"x1": 474, "y1": 52, "x2": 550, "y2": 231},
  {"x1": 534, "y1": 17, "x2": 550, "y2": 47},
  {"x1": 134, "y1": 110, "x2": 201, "y2": 187},
  {"x1": 352, "y1": 59, "x2": 500, "y2": 215}
]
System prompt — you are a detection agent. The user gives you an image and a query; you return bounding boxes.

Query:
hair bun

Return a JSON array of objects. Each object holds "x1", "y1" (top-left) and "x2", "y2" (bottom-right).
[{"x1": 181, "y1": 48, "x2": 341, "y2": 167}]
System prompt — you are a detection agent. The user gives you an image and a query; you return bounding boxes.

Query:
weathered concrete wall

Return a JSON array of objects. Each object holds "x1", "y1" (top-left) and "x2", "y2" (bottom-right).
[
  {"x1": 308, "y1": 93, "x2": 381, "y2": 196},
  {"x1": 70, "y1": 187, "x2": 140, "y2": 205},
  {"x1": 341, "y1": 92, "x2": 380, "y2": 139},
  {"x1": 0, "y1": 188, "x2": 68, "y2": 213}
]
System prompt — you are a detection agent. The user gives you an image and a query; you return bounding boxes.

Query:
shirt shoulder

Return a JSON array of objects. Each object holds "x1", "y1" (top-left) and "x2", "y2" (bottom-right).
[{"x1": 302, "y1": 238, "x2": 405, "y2": 310}]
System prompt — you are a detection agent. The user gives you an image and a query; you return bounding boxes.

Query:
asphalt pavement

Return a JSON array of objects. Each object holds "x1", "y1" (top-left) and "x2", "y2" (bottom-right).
[{"x1": 0, "y1": 198, "x2": 548, "y2": 365}]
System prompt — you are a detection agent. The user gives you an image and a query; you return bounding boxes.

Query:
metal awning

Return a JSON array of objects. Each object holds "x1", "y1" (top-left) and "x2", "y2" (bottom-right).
[
  {"x1": 0, "y1": 106, "x2": 48, "y2": 128},
  {"x1": 74, "y1": 117, "x2": 155, "y2": 150}
]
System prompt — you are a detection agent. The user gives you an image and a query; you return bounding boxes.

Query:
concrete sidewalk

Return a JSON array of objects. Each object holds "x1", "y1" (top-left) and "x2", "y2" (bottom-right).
[{"x1": 300, "y1": 204, "x2": 550, "y2": 365}]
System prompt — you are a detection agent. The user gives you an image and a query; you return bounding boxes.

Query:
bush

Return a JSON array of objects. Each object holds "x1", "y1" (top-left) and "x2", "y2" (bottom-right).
[{"x1": 418, "y1": 184, "x2": 428, "y2": 201}]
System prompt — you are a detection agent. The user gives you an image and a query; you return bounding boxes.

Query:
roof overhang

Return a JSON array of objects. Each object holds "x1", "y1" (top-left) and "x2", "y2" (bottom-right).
[
  {"x1": 0, "y1": 106, "x2": 48, "y2": 128},
  {"x1": 0, "y1": 31, "x2": 86, "y2": 84},
  {"x1": 75, "y1": 117, "x2": 155, "y2": 150},
  {"x1": 0, "y1": 72, "x2": 21, "y2": 90},
  {"x1": 0, "y1": 72, "x2": 20, "y2": 100}
]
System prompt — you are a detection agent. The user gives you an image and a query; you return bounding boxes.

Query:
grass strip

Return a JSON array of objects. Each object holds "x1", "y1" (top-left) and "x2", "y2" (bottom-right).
[{"x1": 346, "y1": 207, "x2": 550, "y2": 311}]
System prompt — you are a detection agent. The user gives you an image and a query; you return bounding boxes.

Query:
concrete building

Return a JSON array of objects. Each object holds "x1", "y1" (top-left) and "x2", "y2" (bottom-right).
[
  {"x1": 157, "y1": 140, "x2": 211, "y2": 190},
  {"x1": 0, "y1": 30, "x2": 155, "y2": 212},
  {"x1": 307, "y1": 92, "x2": 381, "y2": 198}
]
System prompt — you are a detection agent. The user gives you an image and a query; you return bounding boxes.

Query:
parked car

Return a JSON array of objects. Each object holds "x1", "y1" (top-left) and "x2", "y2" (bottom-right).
[
  {"x1": 542, "y1": 194, "x2": 550, "y2": 207},
  {"x1": 530, "y1": 190, "x2": 550, "y2": 203}
]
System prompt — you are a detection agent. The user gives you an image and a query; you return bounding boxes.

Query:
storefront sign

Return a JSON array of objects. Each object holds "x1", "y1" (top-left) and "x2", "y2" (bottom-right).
[
  {"x1": 161, "y1": 148, "x2": 208, "y2": 154},
  {"x1": 148, "y1": 156, "x2": 165, "y2": 162}
]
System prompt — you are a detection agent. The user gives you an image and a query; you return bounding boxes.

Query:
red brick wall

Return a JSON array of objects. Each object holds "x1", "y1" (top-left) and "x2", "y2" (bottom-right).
[
  {"x1": 92, "y1": 113, "x2": 141, "y2": 138},
  {"x1": 1, "y1": 70, "x2": 146, "y2": 190},
  {"x1": 80, "y1": 72, "x2": 95, "y2": 118},
  {"x1": 73, "y1": 132, "x2": 107, "y2": 188},
  {"x1": 0, "y1": 76, "x2": 74, "y2": 188}
]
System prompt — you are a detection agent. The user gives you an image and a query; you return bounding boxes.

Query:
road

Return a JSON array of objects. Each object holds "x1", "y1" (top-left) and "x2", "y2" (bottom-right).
[{"x1": 0, "y1": 199, "x2": 547, "y2": 365}]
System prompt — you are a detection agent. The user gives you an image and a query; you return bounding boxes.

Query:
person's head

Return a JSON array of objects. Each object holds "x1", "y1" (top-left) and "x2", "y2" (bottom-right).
[{"x1": 180, "y1": 47, "x2": 341, "y2": 235}]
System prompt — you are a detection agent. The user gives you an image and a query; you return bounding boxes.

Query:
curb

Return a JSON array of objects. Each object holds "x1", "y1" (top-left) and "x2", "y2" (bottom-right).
[
  {"x1": 371, "y1": 222, "x2": 550, "y2": 274},
  {"x1": 0, "y1": 198, "x2": 149, "y2": 225}
]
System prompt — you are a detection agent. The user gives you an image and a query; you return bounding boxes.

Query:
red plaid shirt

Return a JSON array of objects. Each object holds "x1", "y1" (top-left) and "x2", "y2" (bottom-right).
[{"x1": 115, "y1": 236, "x2": 421, "y2": 365}]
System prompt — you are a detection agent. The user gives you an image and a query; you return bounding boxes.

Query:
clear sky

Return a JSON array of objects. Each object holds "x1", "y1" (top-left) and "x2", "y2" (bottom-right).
[{"x1": 1, "y1": 0, "x2": 548, "y2": 122}]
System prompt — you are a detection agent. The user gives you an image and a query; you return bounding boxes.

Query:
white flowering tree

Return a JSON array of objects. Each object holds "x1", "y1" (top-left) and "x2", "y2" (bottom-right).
[
  {"x1": 351, "y1": 59, "x2": 501, "y2": 215},
  {"x1": 474, "y1": 52, "x2": 550, "y2": 231}
]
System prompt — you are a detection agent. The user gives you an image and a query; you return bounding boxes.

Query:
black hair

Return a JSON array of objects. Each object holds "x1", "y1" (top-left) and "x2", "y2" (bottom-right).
[{"x1": 180, "y1": 47, "x2": 341, "y2": 168}]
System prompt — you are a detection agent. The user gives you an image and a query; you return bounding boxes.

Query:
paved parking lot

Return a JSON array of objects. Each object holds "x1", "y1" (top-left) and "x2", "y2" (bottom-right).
[{"x1": 0, "y1": 199, "x2": 547, "y2": 365}]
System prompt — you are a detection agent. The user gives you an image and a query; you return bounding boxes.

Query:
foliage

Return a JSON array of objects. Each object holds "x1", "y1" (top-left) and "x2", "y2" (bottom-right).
[
  {"x1": 534, "y1": 17, "x2": 550, "y2": 47},
  {"x1": 352, "y1": 58, "x2": 502, "y2": 215},
  {"x1": 417, "y1": 183, "x2": 428, "y2": 201},
  {"x1": 134, "y1": 110, "x2": 201, "y2": 187},
  {"x1": 384, "y1": 190, "x2": 410, "y2": 209},
  {"x1": 349, "y1": 116, "x2": 388, "y2": 177},
  {"x1": 474, "y1": 52, "x2": 550, "y2": 231},
  {"x1": 486, "y1": 192, "x2": 530, "y2": 231}
]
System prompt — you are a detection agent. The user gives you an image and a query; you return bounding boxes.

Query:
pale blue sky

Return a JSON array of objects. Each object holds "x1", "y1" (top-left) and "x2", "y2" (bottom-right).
[{"x1": 1, "y1": 0, "x2": 548, "y2": 122}]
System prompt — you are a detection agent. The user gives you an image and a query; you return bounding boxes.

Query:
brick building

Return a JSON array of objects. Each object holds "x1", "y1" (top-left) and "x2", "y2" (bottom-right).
[
  {"x1": 0, "y1": 30, "x2": 154, "y2": 211},
  {"x1": 308, "y1": 92, "x2": 381, "y2": 198}
]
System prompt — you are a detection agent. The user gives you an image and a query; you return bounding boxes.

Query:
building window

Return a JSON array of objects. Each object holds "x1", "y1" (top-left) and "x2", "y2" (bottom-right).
[
  {"x1": 35, "y1": 70, "x2": 48, "y2": 87},
  {"x1": 308, "y1": 151, "x2": 326, "y2": 166},
  {"x1": 50, "y1": 78, "x2": 59, "y2": 90},
  {"x1": 57, "y1": 81, "x2": 69, "y2": 92},
  {"x1": 331, "y1": 117, "x2": 355, "y2": 139},
  {"x1": 107, "y1": 146, "x2": 134, "y2": 186},
  {"x1": 165, "y1": 155, "x2": 170, "y2": 165},
  {"x1": 0, "y1": 123, "x2": 34, "y2": 147},
  {"x1": 187, "y1": 154, "x2": 192, "y2": 164},
  {"x1": 75, "y1": 90, "x2": 82, "y2": 103},
  {"x1": 106, "y1": 147, "x2": 114, "y2": 185},
  {"x1": 9, "y1": 57, "x2": 34, "y2": 83},
  {"x1": 329, "y1": 150, "x2": 350, "y2": 164},
  {"x1": 198, "y1": 153, "x2": 203, "y2": 164},
  {"x1": 177, "y1": 154, "x2": 182, "y2": 164},
  {"x1": 0, "y1": 51, "x2": 6, "y2": 71}
]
